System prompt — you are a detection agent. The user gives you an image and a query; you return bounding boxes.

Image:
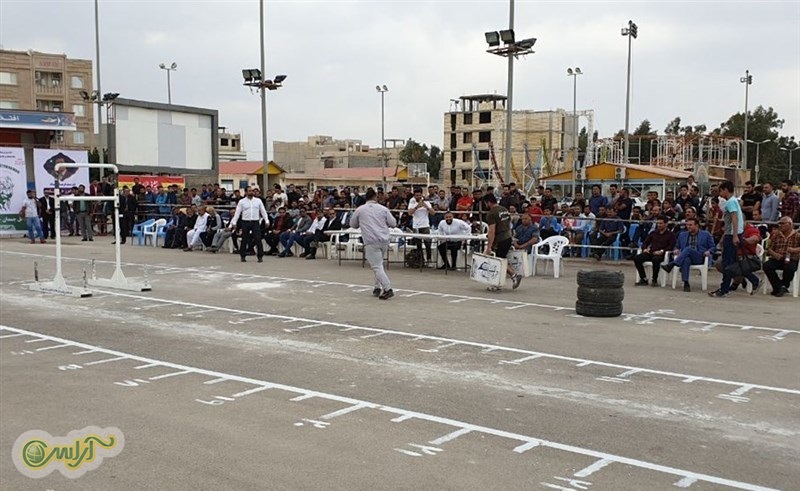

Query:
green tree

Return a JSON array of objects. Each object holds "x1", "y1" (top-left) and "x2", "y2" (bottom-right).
[
  {"x1": 633, "y1": 119, "x2": 657, "y2": 164},
  {"x1": 716, "y1": 105, "x2": 790, "y2": 183},
  {"x1": 398, "y1": 139, "x2": 443, "y2": 180},
  {"x1": 664, "y1": 116, "x2": 682, "y2": 135}
]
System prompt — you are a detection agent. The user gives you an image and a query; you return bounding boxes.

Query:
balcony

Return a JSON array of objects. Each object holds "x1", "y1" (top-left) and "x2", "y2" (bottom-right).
[{"x1": 35, "y1": 81, "x2": 64, "y2": 96}]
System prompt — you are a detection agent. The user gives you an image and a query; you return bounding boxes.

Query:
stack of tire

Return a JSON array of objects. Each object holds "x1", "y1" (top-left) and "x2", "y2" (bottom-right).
[{"x1": 576, "y1": 270, "x2": 624, "y2": 317}]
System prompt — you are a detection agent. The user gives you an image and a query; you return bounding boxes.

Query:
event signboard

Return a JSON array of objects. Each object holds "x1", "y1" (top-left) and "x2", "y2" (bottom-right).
[
  {"x1": 0, "y1": 147, "x2": 29, "y2": 235},
  {"x1": 33, "y1": 149, "x2": 89, "y2": 196},
  {"x1": 117, "y1": 174, "x2": 185, "y2": 190}
]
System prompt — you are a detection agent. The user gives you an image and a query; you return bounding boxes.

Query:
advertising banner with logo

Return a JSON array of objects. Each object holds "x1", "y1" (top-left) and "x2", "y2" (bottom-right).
[
  {"x1": 33, "y1": 149, "x2": 89, "y2": 197},
  {"x1": 0, "y1": 147, "x2": 28, "y2": 235},
  {"x1": 117, "y1": 174, "x2": 185, "y2": 191}
]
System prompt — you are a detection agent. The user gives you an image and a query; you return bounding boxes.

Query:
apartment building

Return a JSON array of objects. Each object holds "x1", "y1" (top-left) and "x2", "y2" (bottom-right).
[
  {"x1": 273, "y1": 135, "x2": 402, "y2": 174},
  {"x1": 0, "y1": 49, "x2": 94, "y2": 150},
  {"x1": 443, "y1": 94, "x2": 569, "y2": 186},
  {"x1": 218, "y1": 127, "x2": 247, "y2": 161}
]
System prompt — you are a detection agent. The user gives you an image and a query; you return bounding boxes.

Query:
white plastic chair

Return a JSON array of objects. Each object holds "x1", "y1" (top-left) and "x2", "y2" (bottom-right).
[
  {"x1": 343, "y1": 228, "x2": 362, "y2": 259},
  {"x1": 530, "y1": 236, "x2": 570, "y2": 278},
  {"x1": 388, "y1": 227, "x2": 403, "y2": 262},
  {"x1": 671, "y1": 255, "x2": 709, "y2": 291},
  {"x1": 637, "y1": 249, "x2": 671, "y2": 287},
  {"x1": 143, "y1": 218, "x2": 166, "y2": 247}
]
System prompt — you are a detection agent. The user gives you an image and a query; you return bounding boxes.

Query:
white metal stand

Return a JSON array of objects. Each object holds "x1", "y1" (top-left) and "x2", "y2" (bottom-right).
[{"x1": 27, "y1": 162, "x2": 151, "y2": 297}]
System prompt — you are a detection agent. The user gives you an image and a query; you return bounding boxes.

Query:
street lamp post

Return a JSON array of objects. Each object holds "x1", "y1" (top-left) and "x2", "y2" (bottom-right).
[
  {"x1": 484, "y1": 5, "x2": 536, "y2": 184},
  {"x1": 621, "y1": 20, "x2": 638, "y2": 164},
  {"x1": 779, "y1": 145, "x2": 799, "y2": 181},
  {"x1": 158, "y1": 62, "x2": 177, "y2": 104},
  {"x1": 740, "y1": 70, "x2": 752, "y2": 170},
  {"x1": 93, "y1": 0, "x2": 104, "y2": 179},
  {"x1": 242, "y1": 70, "x2": 286, "y2": 191},
  {"x1": 376, "y1": 85, "x2": 388, "y2": 189},
  {"x1": 567, "y1": 67, "x2": 582, "y2": 196},
  {"x1": 746, "y1": 138, "x2": 771, "y2": 184}
]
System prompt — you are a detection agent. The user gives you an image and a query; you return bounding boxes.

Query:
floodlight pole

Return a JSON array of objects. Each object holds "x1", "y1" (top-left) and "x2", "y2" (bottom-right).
[
  {"x1": 621, "y1": 20, "x2": 637, "y2": 164},
  {"x1": 740, "y1": 70, "x2": 751, "y2": 172},
  {"x1": 94, "y1": 0, "x2": 105, "y2": 179},
  {"x1": 259, "y1": 0, "x2": 269, "y2": 191},
  {"x1": 503, "y1": 0, "x2": 515, "y2": 185},
  {"x1": 780, "y1": 146, "x2": 798, "y2": 181}
]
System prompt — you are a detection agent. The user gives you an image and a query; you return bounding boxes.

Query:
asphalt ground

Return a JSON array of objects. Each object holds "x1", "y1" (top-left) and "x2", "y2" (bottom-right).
[{"x1": 0, "y1": 235, "x2": 798, "y2": 490}]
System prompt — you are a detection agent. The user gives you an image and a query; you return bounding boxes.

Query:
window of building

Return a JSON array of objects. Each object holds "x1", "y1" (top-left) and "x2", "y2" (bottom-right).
[
  {"x1": 0, "y1": 101, "x2": 19, "y2": 109},
  {"x1": 479, "y1": 112, "x2": 491, "y2": 124},
  {"x1": 478, "y1": 131, "x2": 491, "y2": 143},
  {"x1": 0, "y1": 72, "x2": 17, "y2": 85},
  {"x1": 462, "y1": 151, "x2": 472, "y2": 163},
  {"x1": 72, "y1": 104, "x2": 85, "y2": 117},
  {"x1": 450, "y1": 134, "x2": 457, "y2": 149},
  {"x1": 450, "y1": 114, "x2": 456, "y2": 131},
  {"x1": 71, "y1": 76, "x2": 84, "y2": 89},
  {"x1": 52, "y1": 103, "x2": 62, "y2": 112},
  {"x1": 450, "y1": 152, "x2": 456, "y2": 163},
  {"x1": 51, "y1": 74, "x2": 62, "y2": 87},
  {"x1": 72, "y1": 132, "x2": 85, "y2": 144},
  {"x1": 221, "y1": 179, "x2": 234, "y2": 191},
  {"x1": 478, "y1": 150, "x2": 489, "y2": 160},
  {"x1": 231, "y1": 139, "x2": 238, "y2": 148},
  {"x1": 238, "y1": 180, "x2": 249, "y2": 191},
  {"x1": 220, "y1": 138, "x2": 229, "y2": 146},
  {"x1": 461, "y1": 169, "x2": 472, "y2": 181},
  {"x1": 463, "y1": 132, "x2": 472, "y2": 144},
  {"x1": 463, "y1": 113, "x2": 473, "y2": 125}
]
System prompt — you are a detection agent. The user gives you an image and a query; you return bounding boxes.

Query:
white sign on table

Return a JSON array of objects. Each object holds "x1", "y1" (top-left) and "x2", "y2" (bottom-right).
[
  {"x1": 507, "y1": 250, "x2": 531, "y2": 277},
  {"x1": 470, "y1": 252, "x2": 507, "y2": 287}
]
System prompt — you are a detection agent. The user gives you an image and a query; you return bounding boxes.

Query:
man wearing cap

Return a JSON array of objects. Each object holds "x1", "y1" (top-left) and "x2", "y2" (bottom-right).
[
  {"x1": 20, "y1": 189, "x2": 46, "y2": 244},
  {"x1": 229, "y1": 187, "x2": 270, "y2": 262}
]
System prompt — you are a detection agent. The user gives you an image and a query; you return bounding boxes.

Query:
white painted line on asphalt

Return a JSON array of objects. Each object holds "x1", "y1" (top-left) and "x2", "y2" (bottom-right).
[
  {"x1": 320, "y1": 402, "x2": 375, "y2": 420},
  {"x1": 428, "y1": 428, "x2": 472, "y2": 446},
  {"x1": 82, "y1": 289, "x2": 800, "y2": 401},
  {"x1": 4, "y1": 250, "x2": 796, "y2": 338},
  {"x1": 84, "y1": 356, "x2": 127, "y2": 366},
  {"x1": 133, "y1": 362, "x2": 161, "y2": 369},
  {"x1": 513, "y1": 440, "x2": 541, "y2": 454},
  {"x1": 148, "y1": 370, "x2": 191, "y2": 380},
  {"x1": 36, "y1": 344, "x2": 70, "y2": 352},
  {"x1": 232, "y1": 386, "x2": 272, "y2": 398},
  {"x1": 574, "y1": 458, "x2": 614, "y2": 477},
  {"x1": 0, "y1": 333, "x2": 26, "y2": 339},
  {"x1": 73, "y1": 349, "x2": 97, "y2": 355},
  {"x1": 676, "y1": 477, "x2": 699, "y2": 488},
  {"x1": 204, "y1": 377, "x2": 229, "y2": 385},
  {"x1": 24, "y1": 338, "x2": 48, "y2": 343},
  {"x1": 0, "y1": 324, "x2": 780, "y2": 491}
]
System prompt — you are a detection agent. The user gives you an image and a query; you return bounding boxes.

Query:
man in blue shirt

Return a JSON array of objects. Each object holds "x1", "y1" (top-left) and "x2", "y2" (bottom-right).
[
  {"x1": 588, "y1": 184, "x2": 609, "y2": 215},
  {"x1": 513, "y1": 213, "x2": 540, "y2": 253},
  {"x1": 590, "y1": 208, "x2": 623, "y2": 261}
]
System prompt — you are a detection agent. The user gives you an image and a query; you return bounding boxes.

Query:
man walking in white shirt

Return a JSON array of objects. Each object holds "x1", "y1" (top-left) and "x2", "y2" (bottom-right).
[
  {"x1": 407, "y1": 187, "x2": 434, "y2": 263},
  {"x1": 350, "y1": 188, "x2": 397, "y2": 300},
  {"x1": 229, "y1": 187, "x2": 270, "y2": 262},
  {"x1": 21, "y1": 189, "x2": 46, "y2": 244}
]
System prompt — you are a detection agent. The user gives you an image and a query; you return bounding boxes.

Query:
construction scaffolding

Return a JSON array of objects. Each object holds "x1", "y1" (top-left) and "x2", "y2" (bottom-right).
[{"x1": 593, "y1": 134, "x2": 743, "y2": 170}]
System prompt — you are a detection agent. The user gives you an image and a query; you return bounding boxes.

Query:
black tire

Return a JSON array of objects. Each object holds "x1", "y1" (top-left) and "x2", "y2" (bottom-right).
[
  {"x1": 575, "y1": 300, "x2": 623, "y2": 318},
  {"x1": 576, "y1": 270, "x2": 625, "y2": 289},
  {"x1": 576, "y1": 286, "x2": 625, "y2": 303}
]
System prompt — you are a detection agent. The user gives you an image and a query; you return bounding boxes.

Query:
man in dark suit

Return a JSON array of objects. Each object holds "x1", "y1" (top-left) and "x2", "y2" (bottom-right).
[
  {"x1": 304, "y1": 208, "x2": 343, "y2": 260},
  {"x1": 264, "y1": 206, "x2": 293, "y2": 255},
  {"x1": 39, "y1": 192, "x2": 57, "y2": 239},
  {"x1": 117, "y1": 186, "x2": 138, "y2": 244}
]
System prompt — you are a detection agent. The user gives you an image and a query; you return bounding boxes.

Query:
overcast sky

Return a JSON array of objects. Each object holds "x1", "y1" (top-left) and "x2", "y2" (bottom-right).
[{"x1": 2, "y1": 1, "x2": 798, "y2": 160}]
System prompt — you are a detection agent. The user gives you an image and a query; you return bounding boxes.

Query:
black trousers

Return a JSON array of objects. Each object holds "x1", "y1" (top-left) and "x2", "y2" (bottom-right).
[
  {"x1": 240, "y1": 221, "x2": 263, "y2": 259},
  {"x1": 41, "y1": 212, "x2": 56, "y2": 239},
  {"x1": 764, "y1": 258, "x2": 799, "y2": 292},
  {"x1": 437, "y1": 241, "x2": 461, "y2": 268},
  {"x1": 633, "y1": 251, "x2": 667, "y2": 281},
  {"x1": 120, "y1": 213, "x2": 134, "y2": 242}
]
